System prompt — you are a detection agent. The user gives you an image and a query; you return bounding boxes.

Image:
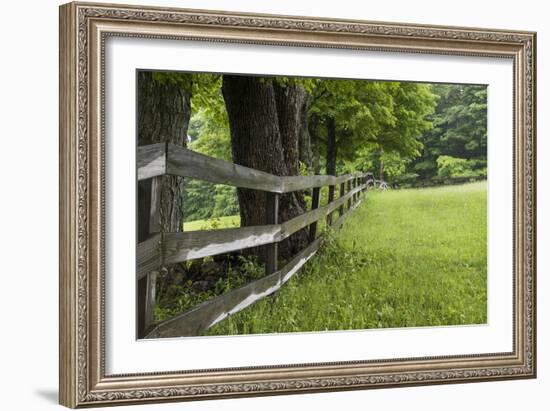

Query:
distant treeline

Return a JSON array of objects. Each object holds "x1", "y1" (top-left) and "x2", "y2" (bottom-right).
[{"x1": 395, "y1": 84, "x2": 487, "y2": 187}]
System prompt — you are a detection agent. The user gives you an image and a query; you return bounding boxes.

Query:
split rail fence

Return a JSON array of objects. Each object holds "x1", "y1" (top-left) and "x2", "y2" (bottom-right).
[{"x1": 137, "y1": 142, "x2": 373, "y2": 338}]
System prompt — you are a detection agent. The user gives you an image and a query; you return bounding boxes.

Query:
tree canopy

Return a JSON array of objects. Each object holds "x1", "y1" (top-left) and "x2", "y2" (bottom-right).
[
  {"x1": 144, "y1": 71, "x2": 487, "y2": 221},
  {"x1": 310, "y1": 80, "x2": 435, "y2": 160}
]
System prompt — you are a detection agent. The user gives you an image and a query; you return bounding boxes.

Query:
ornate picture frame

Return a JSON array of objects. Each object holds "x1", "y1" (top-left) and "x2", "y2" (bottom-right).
[{"x1": 59, "y1": 1, "x2": 536, "y2": 407}]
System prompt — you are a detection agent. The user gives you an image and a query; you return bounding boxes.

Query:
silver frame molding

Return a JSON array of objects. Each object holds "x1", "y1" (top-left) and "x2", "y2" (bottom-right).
[{"x1": 59, "y1": 2, "x2": 536, "y2": 408}]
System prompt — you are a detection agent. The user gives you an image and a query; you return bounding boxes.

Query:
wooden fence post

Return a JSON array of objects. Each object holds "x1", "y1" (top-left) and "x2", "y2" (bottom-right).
[
  {"x1": 309, "y1": 187, "x2": 321, "y2": 242},
  {"x1": 339, "y1": 182, "x2": 346, "y2": 217},
  {"x1": 327, "y1": 184, "x2": 335, "y2": 226},
  {"x1": 265, "y1": 192, "x2": 279, "y2": 275},
  {"x1": 347, "y1": 179, "x2": 352, "y2": 210},
  {"x1": 137, "y1": 177, "x2": 160, "y2": 338}
]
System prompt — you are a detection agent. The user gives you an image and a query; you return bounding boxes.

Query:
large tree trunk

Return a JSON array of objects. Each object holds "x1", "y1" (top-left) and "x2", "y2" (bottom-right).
[
  {"x1": 273, "y1": 83, "x2": 310, "y2": 254},
  {"x1": 221, "y1": 76, "x2": 285, "y2": 228},
  {"x1": 311, "y1": 138, "x2": 321, "y2": 175},
  {"x1": 325, "y1": 117, "x2": 338, "y2": 225},
  {"x1": 308, "y1": 114, "x2": 322, "y2": 174},
  {"x1": 274, "y1": 83, "x2": 303, "y2": 175},
  {"x1": 136, "y1": 71, "x2": 191, "y2": 334},
  {"x1": 326, "y1": 116, "x2": 337, "y2": 177},
  {"x1": 137, "y1": 71, "x2": 191, "y2": 234},
  {"x1": 298, "y1": 94, "x2": 313, "y2": 173},
  {"x1": 273, "y1": 82, "x2": 309, "y2": 212},
  {"x1": 222, "y1": 76, "x2": 308, "y2": 260}
]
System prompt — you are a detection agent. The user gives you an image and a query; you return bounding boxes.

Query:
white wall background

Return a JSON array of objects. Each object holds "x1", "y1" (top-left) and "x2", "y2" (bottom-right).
[{"x1": 0, "y1": 0, "x2": 546, "y2": 409}]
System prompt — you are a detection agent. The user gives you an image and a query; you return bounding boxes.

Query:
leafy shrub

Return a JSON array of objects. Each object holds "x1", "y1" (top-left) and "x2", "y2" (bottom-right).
[
  {"x1": 184, "y1": 180, "x2": 239, "y2": 222},
  {"x1": 412, "y1": 160, "x2": 437, "y2": 180},
  {"x1": 436, "y1": 155, "x2": 486, "y2": 179},
  {"x1": 212, "y1": 184, "x2": 239, "y2": 218},
  {"x1": 380, "y1": 151, "x2": 408, "y2": 182},
  {"x1": 155, "y1": 254, "x2": 265, "y2": 322},
  {"x1": 396, "y1": 172, "x2": 419, "y2": 185},
  {"x1": 183, "y1": 179, "x2": 216, "y2": 221}
]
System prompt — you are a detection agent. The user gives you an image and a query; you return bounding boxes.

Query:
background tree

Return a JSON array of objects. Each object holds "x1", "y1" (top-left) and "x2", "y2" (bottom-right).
[
  {"x1": 308, "y1": 80, "x2": 436, "y2": 181},
  {"x1": 408, "y1": 84, "x2": 487, "y2": 183}
]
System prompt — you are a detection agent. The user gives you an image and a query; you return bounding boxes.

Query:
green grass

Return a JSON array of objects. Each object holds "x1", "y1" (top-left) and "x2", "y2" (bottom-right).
[
  {"x1": 205, "y1": 182, "x2": 487, "y2": 336},
  {"x1": 183, "y1": 215, "x2": 240, "y2": 231}
]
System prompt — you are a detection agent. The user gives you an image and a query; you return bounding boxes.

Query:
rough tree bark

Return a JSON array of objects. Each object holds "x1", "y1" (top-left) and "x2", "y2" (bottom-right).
[
  {"x1": 137, "y1": 71, "x2": 191, "y2": 234},
  {"x1": 273, "y1": 82, "x2": 309, "y2": 211},
  {"x1": 274, "y1": 82, "x2": 310, "y2": 254},
  {"x1": 297, "y1": 93, "x2": 313, "y2": 174},
  {"x1": 222, "y1": 76, "x2": 309, "y2": 259},
  {"x1": 137, "y1": 71, "x2": 191, "y2": 235},
  {"x1": 308, "y1": 113, "x2": 322, "y2": 174},
  {"x1": 325, "y1": 117, "x2": 338, "y2": 225},
  {"x1": 136, "y1": 71, "x2": 191, "y2": 334},
  {"x1": 326, "y1": 116, "x2": 337, "y2": 178},
  {"x1": 274, "y1": 83, "x2": 303, "y2": 175}
]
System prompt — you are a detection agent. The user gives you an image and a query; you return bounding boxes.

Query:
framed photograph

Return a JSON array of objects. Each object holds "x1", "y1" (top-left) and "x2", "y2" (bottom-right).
[{"x1": 59, "y1": 1, "x2": 537, "y2": 408}]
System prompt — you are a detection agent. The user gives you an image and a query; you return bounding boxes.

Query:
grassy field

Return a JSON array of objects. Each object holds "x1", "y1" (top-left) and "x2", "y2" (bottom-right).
[
  {"x1": 205, "y1": 182, "x2": 487, "y2": 336},
  {"x1": 183, "y1": 215, "x2": 240, "y2": 231}
]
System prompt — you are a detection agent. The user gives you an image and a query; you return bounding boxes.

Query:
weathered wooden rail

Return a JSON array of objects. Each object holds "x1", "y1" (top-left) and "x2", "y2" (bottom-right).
[{"x1": 137, "y1": 142, "x2": 372, "y2": 338}]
